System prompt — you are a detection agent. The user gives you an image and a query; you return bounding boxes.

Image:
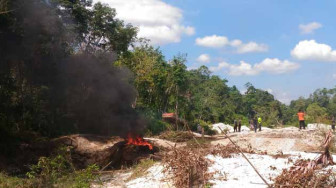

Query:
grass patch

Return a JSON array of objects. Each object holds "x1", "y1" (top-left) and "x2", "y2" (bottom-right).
[
  {"x1": 127, "y1": 159, "x2": 156, "y2": 181},
  {"x1": 0, "y1": 172, "x2": 34, "y2": 188}
]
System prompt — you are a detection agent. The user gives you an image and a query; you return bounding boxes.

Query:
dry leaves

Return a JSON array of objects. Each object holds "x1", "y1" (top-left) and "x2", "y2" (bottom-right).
[
  {"x1": 273, "y1": 130, "x2": 336, "y2": 187},
  {"x1": 163, "y1": 143, "x2": 255, "y2": 187}
]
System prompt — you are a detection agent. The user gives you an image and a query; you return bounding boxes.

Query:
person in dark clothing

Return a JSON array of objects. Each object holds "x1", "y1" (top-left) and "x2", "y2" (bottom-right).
[
  {"x1": 253, "y1": 117, "x2": 258, "y2": 133},
  {"x1": 332, "y1": 116, "x2": 335, "y2": 132},
  {"x1": 249, "y1": 119, "x2": 254, "y2": 130},
  {"x1": 234, "y1": 119, "x2": 238, "y2": 132},
  {"x1": 238, "y1": 119, "x2": 242, "y2": 132}
]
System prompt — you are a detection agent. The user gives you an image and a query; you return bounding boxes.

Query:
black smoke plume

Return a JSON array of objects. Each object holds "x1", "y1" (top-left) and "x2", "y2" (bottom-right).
[{"x1": 0, "y1": 0, "x2": 145, "y2": 137}]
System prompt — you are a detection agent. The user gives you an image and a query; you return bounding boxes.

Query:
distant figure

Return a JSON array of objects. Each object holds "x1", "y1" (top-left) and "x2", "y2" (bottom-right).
[
  {"x1": 234, "y1": 119, "x2": 238, "y2": 132},
  {"x1": 253, "y1": 117, "x2": 258, "y2": 133},
  {"x1": 258, "y1": 117, "x2": 262, "y2": 131},
  {"x1": 297, "y1": 110, "x2": 306, "y2": 130},
  {"x1": 238, "y1": 119, "x2": 242, "y2": 132},
  {"x1": 332, "y1": 116, "x2": 335, "y2": 132},
  {"x1": 249, "y1": 119, "x2": 254, "y2": 130},
  {"x1": 197, "y1": 124, "x2": 202, "y2": 134}
]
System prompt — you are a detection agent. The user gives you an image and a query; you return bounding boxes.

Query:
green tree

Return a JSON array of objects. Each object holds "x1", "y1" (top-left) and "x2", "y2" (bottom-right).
[
  {"x1": 306, "y1": 103, "x2": 327, "y2": 124},
  {"x1": 55, "y1": 0, "x2": 138, "y2": 54},
  {"x1": 117, "y1": 42, "x2": 169, "y2": 112}
]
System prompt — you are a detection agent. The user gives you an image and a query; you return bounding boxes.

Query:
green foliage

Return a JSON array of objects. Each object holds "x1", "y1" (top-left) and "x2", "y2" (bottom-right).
[
  {"x1": 290, "y1": 87, "x2": 336, "y2": 124},
  {"x1": 306, "y1": 103, "x2": 328, "y2": 124},
  {"x1": 26, "y1": 147, "x2": 74, "y2": 185},
  {"x1": 0, "y1": 147, "x2": 99, "y2": 188},
  {"x1": 202, "y1": 125, "x2": 217, "y2": 135},
  {"x1": 192, "y1": 120, "x2": 216, "y2": 135},
  {"x1": 26, "y1": 147, "x2": 99, "y2": 188},
  {"x1": 70, "y1": 165, "x2": 100, "y2": 188},
  {"x1": 141, "y1": 109, "x2": 169, "y2": 136},
  {"x1": 55, "y1": 0, "x2": 137, "y2": 54},
  {"x1": 0, "y1": 172, "x2": 34, "y2": 188}
]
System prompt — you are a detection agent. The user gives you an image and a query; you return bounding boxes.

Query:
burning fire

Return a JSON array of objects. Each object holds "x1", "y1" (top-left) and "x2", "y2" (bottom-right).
[{"x1": 126, "y1": 133, "x2": 153, "y2": 150}]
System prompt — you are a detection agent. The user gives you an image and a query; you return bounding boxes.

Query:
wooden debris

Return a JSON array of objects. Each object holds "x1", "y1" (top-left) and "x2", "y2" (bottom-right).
[{"x1": 273, "y1": 130, "x2": 336, "y2": 187}]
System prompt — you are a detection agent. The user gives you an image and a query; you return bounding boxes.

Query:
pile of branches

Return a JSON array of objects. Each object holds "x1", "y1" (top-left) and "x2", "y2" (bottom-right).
[
  {"x1": 163, "y1": 143, "x2": 255, "y2": 187},
  {"x1": 209, "y1": 143, "x2": 255, "y2": 158},
  {"x1": 163, "y1": 147, "x2": 211, "y2": 187},
  {"x1": 273, "y1": 130, "x2": 336, "y2": 187},
  {"x1": 159, "y1": 131, "x2": 195, "y2": 142}
]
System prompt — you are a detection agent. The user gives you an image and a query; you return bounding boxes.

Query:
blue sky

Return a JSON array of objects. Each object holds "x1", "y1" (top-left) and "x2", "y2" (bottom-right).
[{"x1": 96, "y1": 0, "x2": 336, "y2": 104}]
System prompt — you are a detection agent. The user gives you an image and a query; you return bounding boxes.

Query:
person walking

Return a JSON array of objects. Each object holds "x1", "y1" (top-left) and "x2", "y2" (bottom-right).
[
  {"x1": 297, "y1": 110, "x2": 306, "y2": 130},
  {"x1": 238, "y1": 119, "x2": 242, "y2": 132},
  {"x1": 332, "y1": 116, "x2": 335, "y2": 132},
  {"x1": 258, "y1": 116, "x2": 262, "y2": 131},
  {"x1": 253, "y1": 117, "x2": 258, "y2": 133},
  {"x1": 234, "y1": 119, "x2": 238, "y2": 132}
]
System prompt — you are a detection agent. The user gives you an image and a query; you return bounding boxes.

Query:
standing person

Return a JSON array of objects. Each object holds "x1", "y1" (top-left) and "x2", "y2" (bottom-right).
[
  {"x1": 258, "y1": 116, "x2": 262, "y2": 131},
  {"x1": 238, "y1": 119, "x2": 242, "y2": 132},
  {"x1": 297, "y1": 110, "x2": 306, "y2": 130},
  {"x1": 197, "y1": 124, "x2": 202, "y2": 134},
  {"x1": 249, "y1": 119, "x2": 254, "y2": 130},
  {"x1": 253, "y1": 117, "x2": 258, "y2": 133},
  {"x1": 332, "y1": 116, "x2": 335, "y2": 132},
  {"x1": 233, "y1": 119, "x2": 238, "y2": 132}
]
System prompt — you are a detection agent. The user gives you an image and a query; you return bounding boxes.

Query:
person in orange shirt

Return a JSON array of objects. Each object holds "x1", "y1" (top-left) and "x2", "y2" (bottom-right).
[{"x1": 297, "y1": 110, "x2": 306, "y2": 130}]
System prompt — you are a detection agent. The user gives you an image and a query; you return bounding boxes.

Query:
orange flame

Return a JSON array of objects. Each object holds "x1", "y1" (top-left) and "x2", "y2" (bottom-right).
[{"x1": 126, "y1": 133, "x2": 153, "y2": 150}]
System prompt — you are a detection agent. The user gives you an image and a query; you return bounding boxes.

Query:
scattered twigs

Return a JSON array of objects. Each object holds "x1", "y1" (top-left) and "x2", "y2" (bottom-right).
[{"x1": 273, "y1": 130, "x2": 336, "y2": 187}]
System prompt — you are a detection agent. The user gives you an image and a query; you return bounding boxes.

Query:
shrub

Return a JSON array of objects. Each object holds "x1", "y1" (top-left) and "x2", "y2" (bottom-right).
[{"x1": 26, "y1": 147, "x2": 99, "y2": 188}]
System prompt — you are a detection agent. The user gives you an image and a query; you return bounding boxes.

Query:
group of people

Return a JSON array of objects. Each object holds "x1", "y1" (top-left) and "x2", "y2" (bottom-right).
[
  {"x1": 250, "y1": 117, "x2": 262, "y2": 133},
  {"x1": 233, "y1": 119, "x2": 242, "y2": 132},
  {"x1": 233, "y1": 116, "x2": 262, "y2": 133},
  {"x1": 297, "y1": 109, "x2": 336, "y2": 131}
]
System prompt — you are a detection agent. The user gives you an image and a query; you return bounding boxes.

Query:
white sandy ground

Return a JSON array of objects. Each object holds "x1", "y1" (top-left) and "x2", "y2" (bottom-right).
[
  {"x1": 93, "y1": 125, "x2": 335, "y2": 187},
  {"x1": 207, "y1": 152, "x2": 336, "y2": 188},
  {"x1": 93, "y1": 152, "x2": 336, "y2": 188},
  {"x1": 211, "y1": 122, "x2": 332, "y2": 134}
]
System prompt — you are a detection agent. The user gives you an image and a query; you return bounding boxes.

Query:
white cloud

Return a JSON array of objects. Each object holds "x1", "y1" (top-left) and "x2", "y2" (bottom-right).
[
  {"x1": 254, "y1": 58, "x2": 300, "y2": 74},
  {"x1": 230, "y1": 39, "x2": 242, "y2": 47},
  {"x1": 274, "y1": 91, "x2": 291, "y2": 104},
  {"x1": 333, "y1": 74, "x2": 336, "y2": 80},
  {"x1": 236, "y1": 42, "x2": 268, "y2": 54},
  {"x1": 195, "y1": 35, "x2": 229, "y2": 48},
  {"x1": 196, "y1": 54, "x2": 211, "y2": 63},
  {"x1": 94, "y1": 0, "x2": 195, "y2": 45},
  {"x1": 209, "y1": 62, "x2": 230, "y2": 72},
  {"x1": 210, "y1": 58, "x2": 299, "y2": 76},
  {"x1": 264, "y1": 88, "x2": 292, "y2": 104},
  {"x1": 291, "y1": 40, "x2": 336, "y2": 62},
  {"x1": 299, "y1": 22, "x2": 322, "y2": 34},
  {"x1": 195, "y1": 35, "x2": 268, "y2": 53}
]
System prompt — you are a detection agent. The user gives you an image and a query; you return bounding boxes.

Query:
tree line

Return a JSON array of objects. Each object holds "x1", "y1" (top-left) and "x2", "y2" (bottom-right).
[{"x1": 1, "y1": 0, "x2": 335, "y2": 144}]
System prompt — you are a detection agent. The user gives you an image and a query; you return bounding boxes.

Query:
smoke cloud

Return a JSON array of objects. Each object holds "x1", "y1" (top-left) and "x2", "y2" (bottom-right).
[{"x1": 0, "y1": 0, "x2": 145, "y2": 137}]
